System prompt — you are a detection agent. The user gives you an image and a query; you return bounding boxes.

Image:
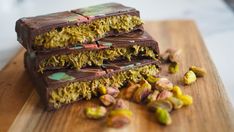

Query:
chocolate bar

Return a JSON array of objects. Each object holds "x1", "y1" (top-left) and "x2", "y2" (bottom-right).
[
  {"x1": 15, "y1": 3, "x2": 143, "y2": 52},
  {"x1": 25, "y1": 51, "x2": 160, "y2": 110},
  {"x1": 28, "y1": 31, "x2": 159, "y2": 73}
]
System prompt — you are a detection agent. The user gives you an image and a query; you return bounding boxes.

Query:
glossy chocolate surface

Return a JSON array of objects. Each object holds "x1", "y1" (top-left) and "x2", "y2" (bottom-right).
[{"x1": 15, "y1": 3, "x2": 142, "y2": 52}]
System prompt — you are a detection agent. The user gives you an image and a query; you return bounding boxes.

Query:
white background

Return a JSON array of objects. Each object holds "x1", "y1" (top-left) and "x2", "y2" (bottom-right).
[{"x1": 0, "y1": 0, "x2": 234, "y2": 105}]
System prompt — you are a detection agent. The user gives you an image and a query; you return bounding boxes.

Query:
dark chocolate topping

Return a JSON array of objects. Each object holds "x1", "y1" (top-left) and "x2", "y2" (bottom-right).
[
  {"x1": 15, "y1": 3, "x2": 142, "y2": 52},
  {"x1": 18, "y1": 11, "x2": 86, "y2": 31}
]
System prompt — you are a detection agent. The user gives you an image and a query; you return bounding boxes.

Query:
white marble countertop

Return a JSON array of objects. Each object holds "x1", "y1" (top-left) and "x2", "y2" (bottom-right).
[{"x1": 0, "y1": 0, "x2": 234, "y2": 105}]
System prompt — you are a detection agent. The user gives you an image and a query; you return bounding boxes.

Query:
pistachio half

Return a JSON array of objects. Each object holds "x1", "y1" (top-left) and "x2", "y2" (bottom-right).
[
  {"x1": 183, "y1": 70, "x2": 197, "y2": 85},
  {"x1": 168, "y1": 62, "x2": 179, "y2": 74}
]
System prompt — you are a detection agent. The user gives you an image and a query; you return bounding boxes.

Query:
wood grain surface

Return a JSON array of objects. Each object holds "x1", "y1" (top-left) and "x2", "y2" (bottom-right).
[{"x1": 0, "y1": 20, "x2": 233, "y2": 132}]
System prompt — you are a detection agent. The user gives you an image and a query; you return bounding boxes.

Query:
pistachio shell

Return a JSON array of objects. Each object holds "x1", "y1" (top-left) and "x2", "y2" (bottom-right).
[
  {"x1": 147, "y1": 90, "x2": 160, "y2": 103},
  {"x1": 147, "y1": 100, "x2": 173, "y2": 112},
  {"x1": 168, "y1": 49, "x2": 182, "y2": 63},
  {"x1": 160, "y1": 48, "x2": 181, "y2": 63},
  {"x1": 107, "y1": 114, "x2": 131, "y2": 128},
  {"x1": 107, "y1": 109, "x2": 133, "y2": 128},
  {"x1": 167, "y1": 96, "x2": 184, "y2": 109},
  {"x1": 99, "y1": 94, "x2": 116, "y2": 106},
  {"x1": 123, "y1": 82, "x2": 140, "y2": 99},
  {"x1": 106, "y1": 87, "x2": 120, "y2": 97},
  {"x1": 113, "y1": 99, "x2": 128, "y2": 109},
  {"x1": 133, "y1": 80, "x2": 152, "y2": 103},
  {"x1": 157, "y1": 90, "x2": 173, "y2": 100},
  {"x1": 189, "y1": 66, "x2": 207, "y2": 77},
  {"x1": 155, "y1": 78, "x2": 173, "y2": 91}
]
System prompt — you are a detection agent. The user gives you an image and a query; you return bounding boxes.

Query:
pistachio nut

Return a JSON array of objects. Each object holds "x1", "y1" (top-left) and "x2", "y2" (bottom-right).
[
  {"x1": 167, "y1": 96, "x2": 183, "y2": 109},
  {"x1": 155, "y1": 107, "x2": 172, "y2": 125},
  {"x1": 172, "y1": 85, "x2": 183, "y2": 97},
  {"x1": 84, "y1": 106, "x2": 107, "y2": 119},
  {"x1": 161, "y1": 48, "x2": 181, "y2": 63},
  {"x1": 154, "y1": 78, "x2": 173, "y2": 91},
  {"x1": 113, "y1": 99, "x2": 128, "y2": 109},
  {"x1": 183, "y1": 70, "x2": 197, "y2": 85},
  {"x1": 179, "y1": 95, "x2": 193, "y2": 106},
  {"x1": 98, "y1": 84, "x2": 107, "y2": 95},
  {"x1": 160, "y1": 50, "x2": 171, "y2": 62},
  {"x1": 147, "y1": 100, "x2": 173, "y2": 112},
  {"x1": 123, "y1": 82, "x2": 140, "y2": 99},
  {"x1": 99, "y1": 94, "x2": 116, "y2": 106},
  {"x1": 147, "y1": 90, "x2": 159, "y2": 103},
  {"x1": 189, "y1": 66, "x2": 207, "y2": 77},
  {"x1": 146, "y1": 75, "x2": 160, "y2": 83},
  {"x1": 157, "y1": 90, "x2": 173, "y2": 100},
  {"x1": 107, "y1": 109, "x2": 133, "y2": 128},
  {"x1": 168, "y1": 62, "x2": 179, "y2": 74},
  {"x1": 133, "y1": 80, "x2": 152, "y2": 103},
  {"x1": 168, "y1": 49, "x2": 182, "y2": 63},
  {"x1": 139, "y1": 79, "x2": 152, "y2": 89},
  {"x1": 106, "y1": 87, "x2": 120, "y2": 97}
]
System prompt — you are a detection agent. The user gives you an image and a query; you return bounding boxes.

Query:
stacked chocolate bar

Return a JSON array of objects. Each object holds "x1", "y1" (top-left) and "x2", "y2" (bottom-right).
[{"x1": 15, "y1": 3, "x2": 160, "y2": 110}]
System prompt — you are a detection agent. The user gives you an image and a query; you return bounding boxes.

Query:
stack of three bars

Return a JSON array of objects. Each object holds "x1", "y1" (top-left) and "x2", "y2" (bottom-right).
[{"x1": 15, "y1": 3, "x2": 160, "y2": 110}]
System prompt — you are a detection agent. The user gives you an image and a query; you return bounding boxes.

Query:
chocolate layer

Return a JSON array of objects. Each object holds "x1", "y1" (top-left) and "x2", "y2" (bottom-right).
[
  {"x1": 28, "y1": 31, "x2": 159, "y2": 73},
  {"x1": 25, "y1": 52, "x2": 160, "y2": 110},
  {"x1": 16, "y1": 3, "x2": 143, "y2": 52}
]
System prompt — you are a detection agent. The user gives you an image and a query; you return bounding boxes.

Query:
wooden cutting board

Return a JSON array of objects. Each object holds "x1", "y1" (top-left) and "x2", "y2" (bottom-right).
[{"x1": 0, "y1": 20, "x2": 233, "y2": 132}]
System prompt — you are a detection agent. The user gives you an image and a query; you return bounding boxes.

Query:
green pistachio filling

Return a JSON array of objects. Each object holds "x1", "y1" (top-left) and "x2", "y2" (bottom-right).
[
  {"x1": 34, "y1": 15, "x2": 143, "y2": 49},
  {"x1": 38, "y1": 45, "x2": 158, "y2": 73},
  {"x1": 49, "y1": 64, "x2": 158, "y2": 108}
]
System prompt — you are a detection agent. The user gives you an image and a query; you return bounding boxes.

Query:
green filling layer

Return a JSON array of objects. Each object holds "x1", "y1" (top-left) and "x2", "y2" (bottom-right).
[
  {"x1": 38, "y1": 45, "x2": 158, "y2": 73},
  {"x1": 34, "y1": 15, "x2": 143, "y2": 49},
  {"x1": 49, "y1": 64, "x2": 159, "y2": 109}
]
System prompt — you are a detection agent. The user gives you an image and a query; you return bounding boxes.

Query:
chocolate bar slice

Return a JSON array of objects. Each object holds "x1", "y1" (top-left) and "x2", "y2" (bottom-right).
[
  {"x1": 28, "y1": 31, "x2": 159, "y2": 73},
  {"x1": 25, "y1": 52, "x2": 160, "y2": 110},
  {"x1": 15, "y1": 3, "x2": 143, "y2": 52}
]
